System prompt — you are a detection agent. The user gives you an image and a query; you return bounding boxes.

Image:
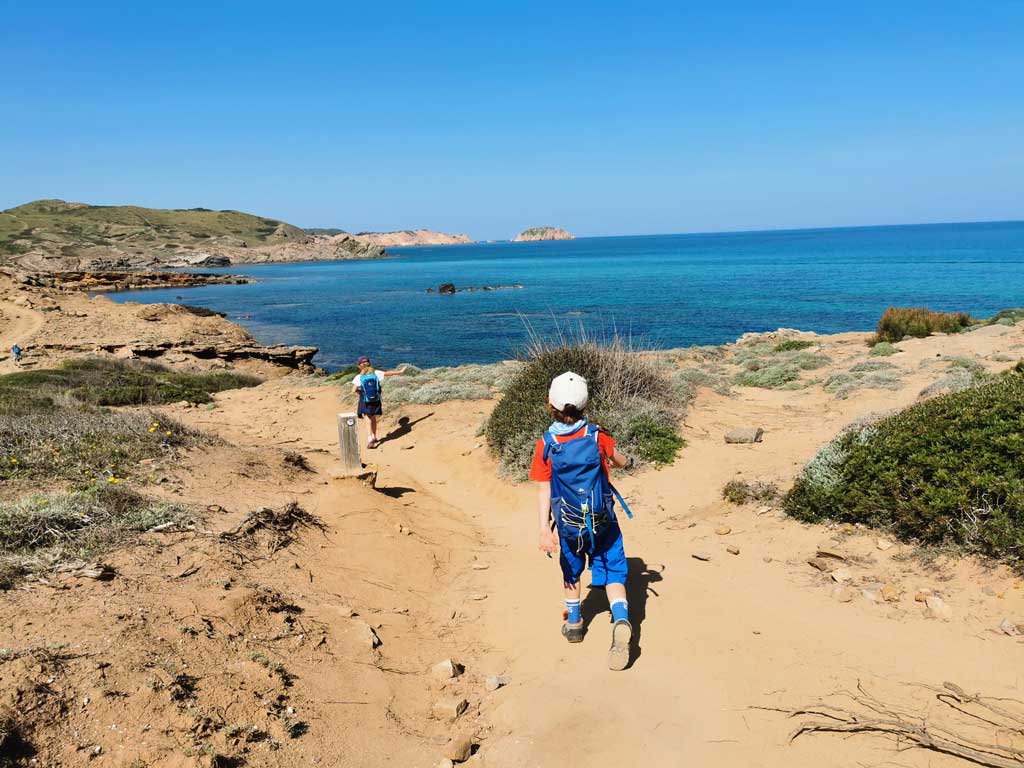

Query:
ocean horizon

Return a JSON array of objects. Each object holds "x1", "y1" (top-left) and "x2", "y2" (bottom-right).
[{"x1": 108, "y1": 220, "x2": 1024, "y2": 370}]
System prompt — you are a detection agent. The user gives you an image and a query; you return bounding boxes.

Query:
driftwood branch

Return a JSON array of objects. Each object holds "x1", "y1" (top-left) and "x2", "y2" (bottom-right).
[{"x1": 754, "y1": 680, "x2": 1024, "y2": 768}]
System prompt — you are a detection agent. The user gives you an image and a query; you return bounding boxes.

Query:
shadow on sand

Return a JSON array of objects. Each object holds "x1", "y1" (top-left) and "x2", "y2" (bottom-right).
[
  {"x1": 377, "y1": 413, "x2": 434, "y2": 446},
  {"x1": 580, "y1": 557, "x2": 664, "y2": 669}
]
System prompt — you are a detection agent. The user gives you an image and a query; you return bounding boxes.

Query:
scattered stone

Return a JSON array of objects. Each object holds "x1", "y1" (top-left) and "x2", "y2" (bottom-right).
[
  {"x1": 432, "y1": 659, "x2": 461, "y2": 681},
  {"x1": 880, "y1": 584, "x2": 902, "y2": 603},
  {"x1": 914, "y1": 589, "x2": 934, "y2": 603},
  {"x1": 861, "y1": 588, "x2": 879, "y2": 603},
  {"x1": 762, "y1": 555, "x2": 773, "y2": 563},
  {"x1": 74, "y1": 563, "x2": 116, "y2": 581},
  {"x1": 982, "y1": 586, "x2": 996, "y2": 597},
  {"x1": 756, "y1": 506, "x2": 772, "y2": 516},
  {"x1": 484, "y1": 675, "x2": 509, "y2": 692},
  {"x1": 691, "y1": 552, "x2": 712, "y2": 562},
  {"x1": 815, "y1": 544, "x2": 847, "y2": 561},
  {"x1": 471, "y1": 563, "x2": 489, "y2": 570},
  {"x1": 998, "y1": 618, "x2": 1020, "y2": 636},
  {"x1": 875, "y1": 538, "x2": 894, "y2": 551},
  {"x1": 444, "y1": 734, "x2": 474, "y2": 763},
  {"x1": 807, "y1": 557, "x2": 835, "y2": 573},
  {"x1": 924, "y1": 595, "x2": 952, "y2": 620},
  {"x1": 726, "y1": 546, "x2": 740, "y2": 556},
  {"x1": 438, "y1": 283, "x2": 457, "y2": 295},
  {"x1": 832, "y1": 586, "x2": 857, "y2": 603},
  {"x1": 356, "y1": 621, "x2": 382, "y2": 649},
  {"x1": 469, "y1": 593, "x2": 488, "y2": 601},
  {"x1": 432, "y1": 696, "x2": 469, "y2": 722},
  {"x1": 830, "y1": 568, "x2": 853, "y2": 584},
  {"x1": 401, "y1": 444, "x2": 415, "y2": 450},
  {"x1": 724, "y1": 427, "x2": 764, "y2": 444},
  {"x1": 715, "y1": 525, "x2": 732, "y2": 536}
]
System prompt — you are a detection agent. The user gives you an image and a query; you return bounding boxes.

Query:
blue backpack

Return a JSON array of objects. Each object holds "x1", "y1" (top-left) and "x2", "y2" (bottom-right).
[
  {"x1": 542, "y1": 422, "x2": 633, "y2": 553},
  {"x1": 360, "y1": 373, "x2": 382, "y2": 404}
]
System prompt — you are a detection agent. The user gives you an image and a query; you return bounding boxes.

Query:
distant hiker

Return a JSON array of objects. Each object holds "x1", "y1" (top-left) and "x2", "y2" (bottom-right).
[
  {"x1": 350, "y1": 356, "x2": 407, "y2": 449},
  {"x1": 530, "y1": 371, "x2": 635, "y2": 670},
  {"x1": 11, "y1": 344, "x2": 22, "y2": 365}
]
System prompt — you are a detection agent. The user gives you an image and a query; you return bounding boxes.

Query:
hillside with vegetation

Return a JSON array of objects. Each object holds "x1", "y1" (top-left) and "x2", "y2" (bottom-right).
[
  {"x1": 512, "y1": 226, "x2": 574, "y2": 242},
  {"x1": 0, "y1": 199, "x2": 386, "y2": 271}
]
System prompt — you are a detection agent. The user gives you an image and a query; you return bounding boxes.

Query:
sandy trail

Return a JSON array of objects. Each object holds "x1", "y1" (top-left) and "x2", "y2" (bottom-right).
[
  {"x1": 197, "y1": 326, "x2": 1024, "y2": 768},
  {"x1": 0, "y1": 297, "x2": 43, "y2": 372}
]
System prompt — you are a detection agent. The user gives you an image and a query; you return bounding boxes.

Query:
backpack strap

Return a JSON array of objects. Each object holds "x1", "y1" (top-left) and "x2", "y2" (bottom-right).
[
  {"x1": 541, "y1": 431, "x2": 559, "y2": 463},
  {"x1": 610, "y1": 483, "x2": 634, "y2": 519}
]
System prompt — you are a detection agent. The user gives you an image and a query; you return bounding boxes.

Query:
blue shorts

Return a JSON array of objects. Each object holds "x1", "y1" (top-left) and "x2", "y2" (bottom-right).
[
  {"x1": 558, "y1": 523, "x2": 627, "y2": 587},
  {"x1": 357, "y1": 399, "x2": 383, "y2": 418}
]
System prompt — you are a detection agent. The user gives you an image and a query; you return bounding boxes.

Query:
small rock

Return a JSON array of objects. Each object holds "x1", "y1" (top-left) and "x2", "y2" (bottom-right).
[
  {"x1": 982, "y1": 586, "x2": 996, "y2": 596},
  {"x1": 876, "y1": 538, "x2": 894, "y2": 551},
  {"x1": 469, "y1": 593, "x2": 488, "y2": 601},
  {"x1": 724, "y1": 427, "x2": 764, "y2": 444},
  {"x1": 914, "y1": 589, "x2": 934, "y2": 602},
  {"x1": 831, "y1": 568, "x2": 853, "y2": 584},
  {"x1": 924, "y1": 595, "x2": 952, "y2": 620},
  {"x1": 726, "y1": 546, "x2": 740, "y2": 555},
  {"x1": 880, "y1": 584, "x2": 902, "y2": 603},
  {"x1": 807, "y1": 557, "x2": 836, "y2": 573},
  {"x1": 762, "y1": 555, "x2": 773, "y2": 563},
  {"x1": 756, "y1": 506, "x2": 772, "y2": 516},
  {"x1": 715, "y1": 525, "x2": 732, "y2": 536},
  {"x1": 401, "y1": 444, "x2": 415, "y2": 450},
  {"x1": 861, "y1": 589, "x2": 879, "y2": 602},
  {"x1": 816, "y1": 544, "x2": 847, "y2": 561},
  {"x1": 471, "y1": 563, "x2": 489, "y2": 570},
  {"x1": 444, "y1": 734, "x2": 474, "y2": 763},
  {"x1": 692, "y1": 552, "x2": 712, "y2": 562},
  {"x1": 832, "y1": 586, "x2": 857, "y2": 603},
  {"x1": 998, "y1": 618, "x2": 1020, "y2": 636},
  {"x1": 484, "y1": 675, "x2": 509, "y2": 692},
  {"x1": 432, "y1": 659, "x2": 461, "y2": 680},
  {"x1": 356, "y1": 621, "x2": 382, "y2": 649},
  {"x1": 432, "y1": 696, "x2": 469, "y2": 722}
]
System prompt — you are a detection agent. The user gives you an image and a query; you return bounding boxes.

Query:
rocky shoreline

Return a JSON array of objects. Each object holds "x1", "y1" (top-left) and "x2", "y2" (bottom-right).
[{"x1": 19, "y1": 270, "x2": 254, "y2": 293}]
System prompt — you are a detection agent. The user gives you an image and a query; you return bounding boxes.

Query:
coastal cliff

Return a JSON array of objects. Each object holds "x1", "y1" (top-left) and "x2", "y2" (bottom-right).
[
  {"x1": 351, "y1": 229, "x2": 473, "y2": 247},
  {"x1": 512, "y1": 226, "x2": 574, "y2": 242},
  {"x1": 0, "y1": 199, "x2": 386, "y2": 272}
]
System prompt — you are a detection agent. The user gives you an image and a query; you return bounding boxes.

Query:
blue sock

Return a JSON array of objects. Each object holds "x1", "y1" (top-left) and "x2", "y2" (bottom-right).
[
  {"x1": 565, "y1": 599, "x2": 581, "y2": 624},
  {"x1": 610, "y1": 599, "x2": 628, "y2": 623}
]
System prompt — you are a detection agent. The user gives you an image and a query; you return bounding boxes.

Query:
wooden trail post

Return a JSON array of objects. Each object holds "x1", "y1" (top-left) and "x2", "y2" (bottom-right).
[{"x1": 337, "y1": 412, "x2": 361, "y2": 473}]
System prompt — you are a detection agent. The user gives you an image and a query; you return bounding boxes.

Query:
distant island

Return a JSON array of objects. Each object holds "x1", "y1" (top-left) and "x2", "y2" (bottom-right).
[
  {"x1": 306, "y1": 228, "x2": 473, "y2": 247},
  {"x1": 513, "y1": 226, "x2": 574, "y2": 242},
  {"x1": 0, "y1": 199, "x2": 386, "y2": 272}
]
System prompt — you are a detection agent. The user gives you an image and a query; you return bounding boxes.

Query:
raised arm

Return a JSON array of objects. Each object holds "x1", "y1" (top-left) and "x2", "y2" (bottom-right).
[{"x1": 381, "y1": 365, "x2": 409, "y2": 377}]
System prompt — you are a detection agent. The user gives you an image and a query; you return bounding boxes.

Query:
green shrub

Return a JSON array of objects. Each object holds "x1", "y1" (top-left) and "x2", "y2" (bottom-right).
[
  {"x1": 0, "y1": 358, "x2": 261, "y2": 407},
  {"x1": 722, "y1": 479, "x2": 779, "y2": 505},
  {"x1": 870, "y1": 307, "x2": 973, "y2": 344},
  {"x1": 986, "y1": 309, "x2": 1024, "y2": 326},
  {"x1": 785, "y1": 370, "x2": 1024, "y2": 563},
  {"x1": 0, "y1": 486, "x2": 193, "y2": 587},
  {"x1": 733, "y1": 362, "x2": 801, "y2": 389},
  {"x1": 869, "y1": 342, "x2": 899, "y2": 356},
  {"x1": 918, "y1": 365, "x2": 988, "y2": 399},
  {"x1": 849, "y1": 360, "x2": 895, "y2": 373},
  {"x1": 485, "y1": 336, "x2": 684, "y2": 477},
  {"x1": 672, "y1": 366, "x2": 732, "y2": 402},
  {"x1": 773, "y1": 339, "x2": 814, "y2": 353}
]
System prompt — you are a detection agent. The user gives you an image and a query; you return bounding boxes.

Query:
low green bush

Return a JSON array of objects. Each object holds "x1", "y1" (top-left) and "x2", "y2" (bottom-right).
[
  {"x1": 869, "y1": 307, "x2": 973, "y2": 344},
  {"x1": 485, "y1": 337, "x2": 684, "y2": 477},
  {"x1": 722, "y1": 479, "x2": 779, "y2": 505},
  {"x1": 0, "y1": 486, "x2": 192, "y2": 587},
  {"x1": 986, "y1": 309, "x2": 1024, "y2": 326},
  {"x1": 0, "y1": 358, "x2": 261, "y2": 407},
  {"x1": 773, "y1": 339, "x2": 814, "y2": 353},
  {"x1": 785, "y1": 370, "x2": 1024, "y2": 564},
  {"x1": 869, "y1": 342, "x2": 899, "y2": 356}
]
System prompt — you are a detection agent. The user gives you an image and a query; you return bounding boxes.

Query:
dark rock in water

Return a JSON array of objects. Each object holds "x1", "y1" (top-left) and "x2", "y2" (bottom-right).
[
  {"x1": 439, "y1": 283, "x2": 457, "y2": 294},
  {"x1": 191, "y1": 254, "x2": 232, "y2": 267},
  {"x1": 428, "y1": 283, "x2": 524, "y2": 294}
]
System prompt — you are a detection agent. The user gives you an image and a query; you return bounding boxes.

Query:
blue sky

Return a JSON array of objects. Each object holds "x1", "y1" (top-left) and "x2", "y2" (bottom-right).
[{"x1": 2, "y1": 1, "x2": 1022, "y2": 239}]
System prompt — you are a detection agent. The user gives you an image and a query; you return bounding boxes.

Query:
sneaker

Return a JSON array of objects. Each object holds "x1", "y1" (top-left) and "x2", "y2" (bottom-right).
[
  {"x1": 561, "y1": 622, "x2": 584, "y2": 643},
  {"x1": 608, "y1": 619, "x2": 632, "y2": 670}
]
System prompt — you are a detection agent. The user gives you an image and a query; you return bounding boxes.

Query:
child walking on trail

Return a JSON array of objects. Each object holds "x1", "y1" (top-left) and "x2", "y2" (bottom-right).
[
  {"x1": 351, "y1": 356, "x2": 407, "y2": 449},
  {"x1": 530, "y1": 371, "x2": 634, "y2": 671}
]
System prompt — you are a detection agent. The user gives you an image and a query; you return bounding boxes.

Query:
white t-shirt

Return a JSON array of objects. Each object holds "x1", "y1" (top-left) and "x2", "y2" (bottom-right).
[{"x1": 352, "y1": 370, "x2": 384, "y2": 390}]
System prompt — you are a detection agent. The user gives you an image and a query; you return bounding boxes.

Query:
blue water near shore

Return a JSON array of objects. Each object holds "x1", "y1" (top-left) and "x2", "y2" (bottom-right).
[{"x1": 107, "y1": 221, "x2": 1024, "y2": 370}]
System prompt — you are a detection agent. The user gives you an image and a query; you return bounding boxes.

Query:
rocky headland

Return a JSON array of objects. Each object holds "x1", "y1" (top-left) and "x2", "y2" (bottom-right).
[
  {"x1": 352, "y1": 229, "x2": 474, "y2": 247},
  {"x1": 0, "y1": 199, "x2": 387, "y2": 272},
  {"x1": 512, "y1": 226, "x2": 574, "y2": 242}
]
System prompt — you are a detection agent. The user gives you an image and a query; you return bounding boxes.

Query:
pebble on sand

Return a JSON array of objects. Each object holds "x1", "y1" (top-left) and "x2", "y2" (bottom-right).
[
  {"x1": 726, "y1": 545, "x2": 740, "y2": 555},
  {"x1": 432, "y1": 659, "x2": 462, "y2": 681},
  {"x1": 724, "y1": 427, "x2": 764, "y2": 444},
  {"x1": 444, "y1": 734, "x2": 475, "y2": 763},
  {"x1": 485, "y1": 675, "x2": 509, "y2": 692},
  {"x1": 998, "y1": 618, "x2": 1021, "y2": 636},
  {"x1": 924, "y1": 595, "x2": 952, "y2": 620},
  {"x1": 715, "y1": 525, "x2": 732, "y2": 535},
  {"x1": 880, "y1": 584, "x2": 902, "y2": 603},
  {"x1": 692, "y1": 552, "x2": 712, "y2": 562},
  {"x1": 832, "y1": 586, "x2": 857, "y2": 603},
  {"x1": 830, "y1": 568, "x2": 853, "y2": 584},
  {"x1": 433, "y1": 696, "x2": 469, "y2": 722}
]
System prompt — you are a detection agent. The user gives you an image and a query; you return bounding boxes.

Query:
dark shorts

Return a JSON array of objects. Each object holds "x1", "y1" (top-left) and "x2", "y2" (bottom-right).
[
  {"x1": 357, "y1": 400, "x2": 383, "y2": 418},
  {"x1": 558, "y1": 522, "x2": 627, "y2": 587}
]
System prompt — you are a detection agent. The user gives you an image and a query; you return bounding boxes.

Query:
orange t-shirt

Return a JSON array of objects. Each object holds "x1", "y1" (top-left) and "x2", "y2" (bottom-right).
[{"x1": 528, "y1": 425, "x2": 617, "y2": 482}]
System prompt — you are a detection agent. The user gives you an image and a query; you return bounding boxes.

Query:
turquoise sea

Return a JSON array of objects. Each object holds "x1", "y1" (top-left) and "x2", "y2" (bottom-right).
[{"x1": 108, "y1": 221, "x2": 1024, "y2": 370}]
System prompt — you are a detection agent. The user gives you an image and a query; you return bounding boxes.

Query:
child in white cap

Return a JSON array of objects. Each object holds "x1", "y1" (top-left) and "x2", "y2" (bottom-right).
[{"x1": 529, "y1": 371, "x2": 634, "y2": 670}]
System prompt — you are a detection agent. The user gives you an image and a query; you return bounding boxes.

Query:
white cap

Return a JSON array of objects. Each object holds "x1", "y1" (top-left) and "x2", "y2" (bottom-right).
[{"x1": 548, "y1": 371, "x2": 589, "y2": 411}]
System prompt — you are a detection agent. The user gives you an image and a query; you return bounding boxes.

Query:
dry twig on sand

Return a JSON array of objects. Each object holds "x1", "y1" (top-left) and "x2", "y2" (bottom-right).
[
  {"x1": 755, "y1": 681, "x2": 1024, "y2": 767},
  {"x1": 219, "y1": 502, "x2": 326, "y2": 559}
]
